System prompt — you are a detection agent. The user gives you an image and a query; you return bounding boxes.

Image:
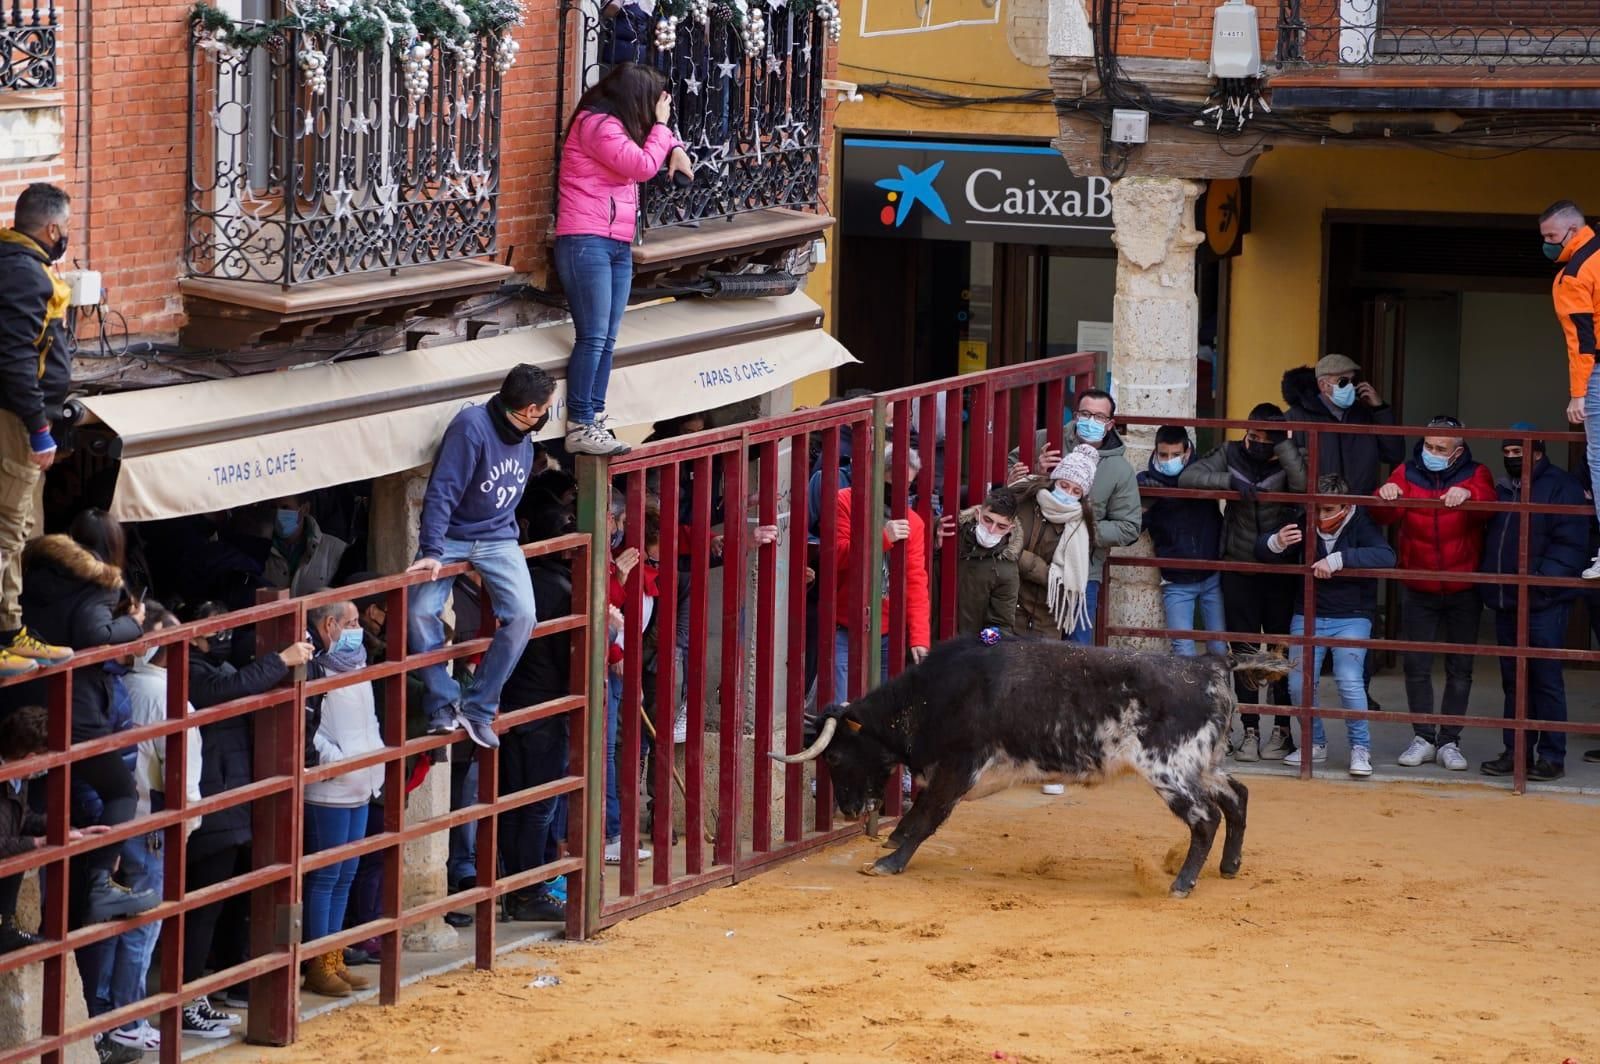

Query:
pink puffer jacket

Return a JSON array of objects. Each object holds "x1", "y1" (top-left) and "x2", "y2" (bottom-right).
[{"x1": 555, "y1": 111, "x2": 682, "y2": 243}]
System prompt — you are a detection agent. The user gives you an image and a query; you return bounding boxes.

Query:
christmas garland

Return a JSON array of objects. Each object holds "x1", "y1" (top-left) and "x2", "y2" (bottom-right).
[
  {"x1": 649, "y1": 0, "x2": 839, "y2": 53},
  {"x1": 188, "y1": 0, "x2": 525, "y2": 53}
]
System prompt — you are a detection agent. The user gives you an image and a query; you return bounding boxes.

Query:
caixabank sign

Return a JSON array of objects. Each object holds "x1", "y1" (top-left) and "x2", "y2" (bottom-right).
[{"x1": 840, "y1": 137, "x2": 1114, "y2": 247}]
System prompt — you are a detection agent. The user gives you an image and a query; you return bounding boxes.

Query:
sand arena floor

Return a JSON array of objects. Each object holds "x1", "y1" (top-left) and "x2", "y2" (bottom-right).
[{"x1": 217, "y1": 776, "x2": 1600, "y2": 1064}]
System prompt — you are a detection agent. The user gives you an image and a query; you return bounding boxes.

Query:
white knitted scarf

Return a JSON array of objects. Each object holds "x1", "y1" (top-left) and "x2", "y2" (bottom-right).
[{"x1": 1035, "y1": 489, "x2": 1092, "y2": 635}]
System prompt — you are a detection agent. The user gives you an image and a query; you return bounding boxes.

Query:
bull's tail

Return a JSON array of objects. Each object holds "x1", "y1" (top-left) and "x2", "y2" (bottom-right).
[{"x1": 1229, "y1": 648, "x2": 1294, "y2": 691}]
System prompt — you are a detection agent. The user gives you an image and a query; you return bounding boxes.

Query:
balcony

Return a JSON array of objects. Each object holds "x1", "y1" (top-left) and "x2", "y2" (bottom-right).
[
  {"x1": 558, "y1": 0, "x2": 833, "y2": 276},
  {"x1": 1, "y1": 0, "x2": 55, "y2": 91},
  {"x1": 181, "y1": 6, "x2": 516, "y2": 347},
  {"x1": 1273, "y1": 0, "x2": 1600, "y2": 110}
]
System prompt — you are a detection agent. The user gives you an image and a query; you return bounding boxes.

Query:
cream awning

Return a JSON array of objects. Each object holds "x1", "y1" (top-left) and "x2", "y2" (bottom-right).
[{"x1": 78, "y1": 292, "x2": 854, "y2": 522}]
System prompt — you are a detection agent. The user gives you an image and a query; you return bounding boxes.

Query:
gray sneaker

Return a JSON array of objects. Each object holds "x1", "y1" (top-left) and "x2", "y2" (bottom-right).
[
  {"x1": 1260, "y1": 726, "x2": 1294, "y2": 760},
  {"x1": 565, "y1": 422, "x2": 630, "y2": 457},
  {"x1": 459, "y1": 715, "x2": 500, "y2": 750},
  {"x1": 1233, "y1": 727, "x2": 1260, "y2": 762}
]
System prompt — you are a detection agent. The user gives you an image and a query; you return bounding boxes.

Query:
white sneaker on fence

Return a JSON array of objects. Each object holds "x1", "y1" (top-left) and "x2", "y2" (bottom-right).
[
  {"x1": 1397, "y1": 736, "x2": 1436, "y2": 767},
  {"x1": 1283, "y1": 744, "x2": 1327, "y2": 767},
  {"x1": 1349, "y1": 746, "x2": 1373, "y2": 777},
  {"x1": 1583, "y1": 552, "x2": 1600, "y2": 580}
]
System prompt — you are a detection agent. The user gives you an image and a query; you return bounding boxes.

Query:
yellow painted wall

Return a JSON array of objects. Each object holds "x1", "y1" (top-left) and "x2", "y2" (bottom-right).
[
  {"x1": 795, "y1": 0, "x2": 1058, "y2": 408},
  {"x1": 1227, "y1": 143, "x2": 1599, "y2": 419}
]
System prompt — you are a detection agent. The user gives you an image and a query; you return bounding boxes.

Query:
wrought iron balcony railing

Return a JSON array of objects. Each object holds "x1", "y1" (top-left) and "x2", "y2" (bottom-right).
[
  {"x1": 185, "y1": 21, "x2": 505, "y2": 287},
  {"x1": 2, "y1": 0, "x2": 58, "y2": 91},
  {"x1": 558, "y1": 0, "x2": 828, "y2": 235},
  {"x1": 1277, "y1": 0, "x2": 1600, "y2": 67}
]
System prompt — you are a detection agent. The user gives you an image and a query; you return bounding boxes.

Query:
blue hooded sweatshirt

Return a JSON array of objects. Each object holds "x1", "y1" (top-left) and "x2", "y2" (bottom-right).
[{"x1": 417, "y1": 400, "x2": 533, "y2": 560}]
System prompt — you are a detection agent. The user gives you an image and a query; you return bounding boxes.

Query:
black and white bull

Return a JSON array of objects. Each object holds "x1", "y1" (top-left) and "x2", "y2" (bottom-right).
[{"x1": 772, "y1": 637, "x2": 1288, "y2": 897}]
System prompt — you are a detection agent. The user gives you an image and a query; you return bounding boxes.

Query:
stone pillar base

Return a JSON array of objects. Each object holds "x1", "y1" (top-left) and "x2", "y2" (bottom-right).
[
  {"x1": 0, "y1": 875, "x2": 96, "y2": 1064},
  {"x1": 401, "y1": 765, "x2": 460, "y2": 953}
]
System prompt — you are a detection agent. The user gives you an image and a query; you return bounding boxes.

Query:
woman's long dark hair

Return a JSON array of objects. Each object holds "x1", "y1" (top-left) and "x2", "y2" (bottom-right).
[
  {"x1": 567, "y1": 61, "x2": 668, "y2": 148},
  {"x1": 69, "y1": 507, "x2": 127, "y2": 571}
]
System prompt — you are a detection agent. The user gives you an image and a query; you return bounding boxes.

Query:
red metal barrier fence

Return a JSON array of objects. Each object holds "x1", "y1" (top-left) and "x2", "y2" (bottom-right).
[
  {"x1": 582, "y1": 354, "x2": 1103, "y2": 928},
  {"x1": 1102, "y1": 414, "x2": 1596, "y2": 795},
  {"x1": 0, "y1": 536, "x2": 592, "y2": 1064}
]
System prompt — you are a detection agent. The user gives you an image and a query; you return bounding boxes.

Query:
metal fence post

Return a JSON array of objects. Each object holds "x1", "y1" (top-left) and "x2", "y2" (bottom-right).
[
  {"x1": 866, "y1": 399, "x2": 888, "y2": 691},
  {"x1": 574, "y1": 455, "x2": 612, "y2": 936}
]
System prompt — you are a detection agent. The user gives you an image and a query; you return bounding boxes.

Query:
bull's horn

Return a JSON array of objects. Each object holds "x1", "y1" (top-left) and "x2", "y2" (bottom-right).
[{"x1": 768, "y1": 717, "x2": 838, "y2": 764}]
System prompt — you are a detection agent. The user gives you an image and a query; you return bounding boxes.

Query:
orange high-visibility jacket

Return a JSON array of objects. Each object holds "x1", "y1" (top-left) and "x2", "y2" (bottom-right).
[{"x1": 1553, "y1": 224, "x2": 1600, "y2": 399}]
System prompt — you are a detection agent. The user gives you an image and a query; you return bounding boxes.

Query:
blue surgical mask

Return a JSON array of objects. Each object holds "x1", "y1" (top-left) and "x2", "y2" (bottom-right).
[
  {"x1": 610, "y1": 528, "x2": 624, "y2": 549},
  {"x1": 1329, "y1": 383, "x2": 1356, "y2": 410},
  {"x1": 137, "y1": 645, "x2": 159, "y2": 667},
  {"x1": 1050, "y1": 486, "x2": 1079, "y2": 506},
  {"x1": 1421, "y1": 450, "x2": 1452, "y2": 473},
  {"x1": 333, "y1": 627, "x2": 365, "y2": 655},
  {"x1": 1154, "y1": 456, "x2": 1185, "y2": 477},
  {"x1": 1074, "y1": 417, "x2": 1107, "y2": 445},
  {"x1": 275, "y1": 508, "x2": 302, "y2": 538}
]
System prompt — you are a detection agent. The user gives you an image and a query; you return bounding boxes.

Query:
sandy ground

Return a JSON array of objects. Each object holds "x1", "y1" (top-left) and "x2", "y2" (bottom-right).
[{"x1": 221, "y1": 777, "x2": 1600, "y2": 1064}]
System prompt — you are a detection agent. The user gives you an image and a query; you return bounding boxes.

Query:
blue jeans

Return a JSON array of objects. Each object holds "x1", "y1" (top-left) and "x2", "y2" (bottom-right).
[
  {"x1": 84, "y1": 833, "x2": 163, "y2": 1027},
  {"x1": 408, "y1": 536, "x2": 538, "y2": 727},
  {"x1": 448, "y1": 758, "x2": 478, "y2": 888},
  {"x1": 1162, "y1": 574, "x2": 1227, "y2": 657},
  {"x1": 303, "y1": 803, "x2": 370, "y2": 943},
  {"x1": 1493, "y1": 605, "x2": 1570, "y2": 766},
  {"x1": 1067, "y1": 579, "x2": 1100, "y2": 646},
  {"x1": 605, "y1": 673, "x2": 622, "y2": 840},
  {"x1": 1586, "y1": 365, "x2": 1600, "y2": 530},
  {"x1": 1287, "y1": 615, "x2": 1371, "y2": 749},
  {"x1": 833, "y1": 627, "x2": 891, "y2": 703},
  {"x1": 554, "y1": 234, "x2": 633, "y2": 425}
]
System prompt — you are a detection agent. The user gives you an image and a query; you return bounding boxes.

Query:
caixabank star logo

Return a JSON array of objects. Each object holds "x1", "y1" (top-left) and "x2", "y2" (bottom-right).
[{"x1": 874, "y1": 161, "x2": 950, "y2": 228}]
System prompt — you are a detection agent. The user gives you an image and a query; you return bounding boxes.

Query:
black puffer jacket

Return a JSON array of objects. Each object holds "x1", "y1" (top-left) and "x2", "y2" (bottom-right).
[
  {"x1": 0, "y1": 227, "x2": 70, "y2": 435},
  {"x1": 1180, "y1": 440, "x2": 1307, "y2": 563},
  {"x1": 18, "y1": 535, "x2": 142, "y2": 742},
  {"x1": 1280, "y1": 366, "x2": 1404, "y2": 495},
  {"x1": 0, "y1": 778, "x2": 46, "y2": 859},
  {"x1": 186, "y1": 648, "x2": 289, "y2": 860}
]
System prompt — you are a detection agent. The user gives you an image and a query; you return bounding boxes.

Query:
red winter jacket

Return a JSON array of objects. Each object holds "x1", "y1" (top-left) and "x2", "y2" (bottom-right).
[
  {"x1": 833, "y1": 487, "x2": 931, "y2": 651},
  {"x1": 1370, "y1": 445, "x2": 1495, "y2": 594},
  {"x1": 606, "y1": 553, "x2": 660, "y2": 667}
]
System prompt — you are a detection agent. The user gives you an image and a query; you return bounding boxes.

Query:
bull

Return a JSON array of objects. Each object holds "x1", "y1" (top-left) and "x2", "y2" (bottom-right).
[{"x1": 772, "y1": 637, "x2": 1290, "y2": 898}]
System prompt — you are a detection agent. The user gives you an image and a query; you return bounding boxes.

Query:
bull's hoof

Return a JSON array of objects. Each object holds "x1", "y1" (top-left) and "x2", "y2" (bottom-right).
[
  {"x1": 1168, "y1": 884, "x2": 1193, "y2": 899},
  {"x1": 1220, "y1": 861, "x2": 1242, "y2": 879},
  {"x1": 859, "y1": 859, "x2": 898, "y2": 877}
]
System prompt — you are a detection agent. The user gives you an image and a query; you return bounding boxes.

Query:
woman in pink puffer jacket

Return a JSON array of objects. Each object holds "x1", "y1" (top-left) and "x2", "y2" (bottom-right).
[{"x1": 555, "y1": 61, "x2": 690, "y2": 456}]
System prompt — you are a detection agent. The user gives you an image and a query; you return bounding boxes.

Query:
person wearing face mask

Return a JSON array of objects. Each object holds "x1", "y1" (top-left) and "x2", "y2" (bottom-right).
[
  {"x1": 1477, "y1": 426, "x2": 1588, "y2": 782},
  {"x1": 1014, "y1": 445, "x2": 1100, "y2": 649},
  {"x1": 1370, "y1": 416, "x2": 1495, "y2": 772},
  {"x1": 1138, "y1": 426, "x2": 1225, "y2": 659},
  {"x1": 941, "y1": 487, "x2": 1021, "y2": 637},
  {"x1": 1538, "y1": 200, "x2": 1600, "y2": 581},
  {"x1": 262, "y1": 494, "x2": 348, "y2": 597},
  {"x1": 1280, "y1": 354, "x2": 1403, "y2": 496},
  {"x1": 0, "y1": 183, "x2": 75, "y2": 679},
  {"x1": 84, "y1": 603, "x2": 203, "y2": 1053},
  {"x1": 408, "y1": 364, "x2": 556, "y2": 751},
  {"x1": 298, "y1": 600, "x2": 384, "y2": 998},
  {"x1": 1180, "y1": 404, "x2": 1306, "y2": 761},
  {"x1": 1258, "y1": 474, "x2": 1397, "y2": 778}
]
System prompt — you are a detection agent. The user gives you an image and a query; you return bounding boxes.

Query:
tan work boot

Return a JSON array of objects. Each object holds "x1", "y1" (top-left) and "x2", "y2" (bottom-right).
[
  {"x1": 8, "y1": 627, "x2": 72, "y2": 665},
  {"x1": 333, "y1": 950, "x2": 370, "y2": 991},
  {"x1": 301, "y1": 951, "x2": 351, "y2": 997}
]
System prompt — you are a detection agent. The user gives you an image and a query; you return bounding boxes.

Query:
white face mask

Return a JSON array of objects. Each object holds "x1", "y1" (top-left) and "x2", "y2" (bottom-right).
[{"x1": 973, "y1": 524, "x2": 1006, "y2": 549}]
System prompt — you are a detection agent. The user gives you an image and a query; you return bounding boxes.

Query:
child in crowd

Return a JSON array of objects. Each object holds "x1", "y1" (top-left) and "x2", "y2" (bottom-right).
[
  {"x1": 1257, "y1": 474, "x2": 1397, "y2": 778},
  {"x1": 950, "y1": 487, "x2": 1021, "y2": 637}
]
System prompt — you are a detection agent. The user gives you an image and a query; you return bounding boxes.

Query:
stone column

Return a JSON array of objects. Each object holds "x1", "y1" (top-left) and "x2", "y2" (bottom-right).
[
  {"x1": 1108, "y1": 177, "x2": 1203, "y2": 650},
  {"x1": 370, "y1": 465, "x2": 459, "y2": 953},
  {"x1": 0, "y1": 875, "x2": 94, "y2": 1064}
]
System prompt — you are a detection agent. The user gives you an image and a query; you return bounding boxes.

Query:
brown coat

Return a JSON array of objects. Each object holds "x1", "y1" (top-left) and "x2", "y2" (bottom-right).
[{"x1": 1012, "y1": 478, "x2": 1097, "y2": 637}]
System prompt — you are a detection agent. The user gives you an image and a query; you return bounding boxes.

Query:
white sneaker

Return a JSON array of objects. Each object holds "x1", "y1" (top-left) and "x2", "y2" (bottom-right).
[
  {"x1": 1349, "y1": 746, "x2": 1373, "y2": 777},
  {"x1": 1583, "y1": 552, "x2": 1600, "y2": 580},
  {"x1": 1397, "y1": 736, "x2": 1436, "y2": 767},
  {"x1": 1283, "y1": 744, "x2": 1327, "y2": 767},
  {"x1": 1436, "y1": 742, "x2": 1468, "y2": 771},
  {"x1": 109, "y1": 1022, "x2": 160, "y2": 1051},
  {"x1": 671, "y1": 703, "x2": 688, "y2": 745},
  {"x1": 603, "y1": 838, "x2": 653, "y2": 864},
  {"x1": 1040, "y1": 783, "x2": 1066, "y2": 795},
  {"x1": 565, "y1": 422, "x2": 630, "y2": 457}
]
